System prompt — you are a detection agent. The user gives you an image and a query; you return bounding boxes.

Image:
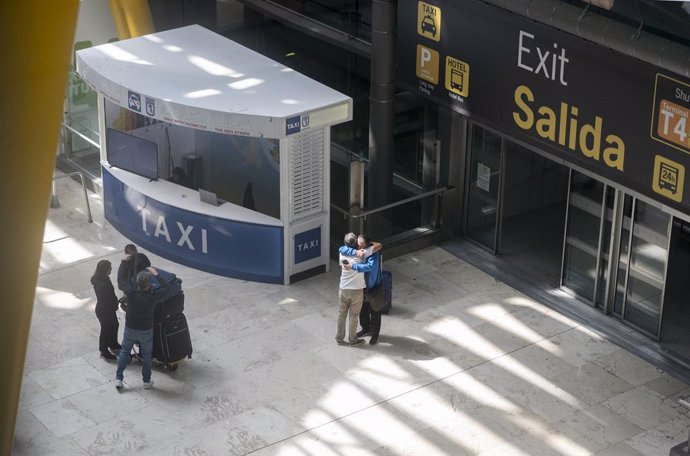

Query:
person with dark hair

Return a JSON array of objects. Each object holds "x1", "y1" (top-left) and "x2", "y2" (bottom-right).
[
  {"x1": 90, "y1": 260, "x2": 121, "y2": 360},
  {"x1": 354, "y1": 235, "x2": 383, "y2": 345},
  {"x1": 117, "y1": 244, "x2": 151, "y2": 295},
  {"x1": 115, "y1": 267, "x2": 169, "y2": 390}
]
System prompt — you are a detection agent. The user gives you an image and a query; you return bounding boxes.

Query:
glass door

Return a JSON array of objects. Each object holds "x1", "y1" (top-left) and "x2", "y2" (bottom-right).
[
  {"x1": 465, "y1": 125, "x2": 503, "y2": 252},
  {"x1": 612, "y1": 195, "x2": 634, "y2": 316},
  {"x1": 561, "y1": 171, "x2": 605, "y2": 301},
  {"x1": 594, "y1": 186, "x2": 616, "y2": 309},
  {"x1": 619, "y1": 199, "x2": 671, "y2": 337}
]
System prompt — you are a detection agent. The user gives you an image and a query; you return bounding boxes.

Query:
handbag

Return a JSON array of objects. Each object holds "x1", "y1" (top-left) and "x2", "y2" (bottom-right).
[{"x1": 366, "y1": 255, "x2": 386, "y2": 312}]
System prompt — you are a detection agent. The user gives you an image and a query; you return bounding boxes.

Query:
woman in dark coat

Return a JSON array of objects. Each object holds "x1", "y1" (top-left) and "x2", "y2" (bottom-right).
[{"x1": 91, "y1": 260, "x2": 121, "y2": 360}]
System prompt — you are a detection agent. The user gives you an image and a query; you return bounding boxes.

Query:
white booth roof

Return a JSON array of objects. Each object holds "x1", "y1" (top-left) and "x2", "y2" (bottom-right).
[{"x1": 76, "y1": 25, "x2": 352, "y2": 138}]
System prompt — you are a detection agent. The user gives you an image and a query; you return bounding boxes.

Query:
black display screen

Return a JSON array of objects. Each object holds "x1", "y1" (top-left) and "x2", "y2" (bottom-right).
[{"x1": 107, "y1": 128, "x2": 158, "y2": 180}]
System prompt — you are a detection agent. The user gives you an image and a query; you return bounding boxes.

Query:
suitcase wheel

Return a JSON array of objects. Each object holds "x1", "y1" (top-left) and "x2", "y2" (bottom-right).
[{"x1": 166, "y1": 363, "x2": 178, "y2": 372}]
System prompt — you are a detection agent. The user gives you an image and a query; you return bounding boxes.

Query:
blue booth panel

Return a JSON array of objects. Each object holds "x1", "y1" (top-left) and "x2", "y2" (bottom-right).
[{"x1": 103, "y1": 169, "x2": 284, "y2": 284}]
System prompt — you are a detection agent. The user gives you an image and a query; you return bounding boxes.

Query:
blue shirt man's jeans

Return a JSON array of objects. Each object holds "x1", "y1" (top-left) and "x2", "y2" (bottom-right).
[{"x1": 116, "y1": 326, "x2": 154, "y2": 383}]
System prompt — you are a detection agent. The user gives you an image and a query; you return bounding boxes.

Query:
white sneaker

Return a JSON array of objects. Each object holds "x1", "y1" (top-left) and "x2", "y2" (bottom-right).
[
  {"x1": 143, "y1": 381, "x2": 154, "y2": 390},
  {"x1": 115, "y1": 379, "x2": 123, "y2": 390}
]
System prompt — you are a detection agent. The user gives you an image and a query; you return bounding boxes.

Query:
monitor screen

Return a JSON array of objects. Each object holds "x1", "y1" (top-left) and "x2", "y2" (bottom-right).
[{"x1": 107, "y1": 128, "x2": 158, "y2": 180}]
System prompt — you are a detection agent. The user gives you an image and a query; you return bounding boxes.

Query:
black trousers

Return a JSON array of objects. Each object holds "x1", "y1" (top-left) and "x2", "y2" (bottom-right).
[
  {"x1": 96, "y1": 310, "x2": 120, "y2": 352},
  {"x1": 359, "y1": 301, "x2": 381, "y2": 336}
]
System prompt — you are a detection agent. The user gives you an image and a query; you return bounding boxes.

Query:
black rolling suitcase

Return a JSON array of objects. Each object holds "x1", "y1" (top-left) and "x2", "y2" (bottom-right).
[
  {"x1": 381, "y1": 270, "x2": 393, "y2": 314},
  {"x1": 155, "y1": 292, "x2": 185, "y2": 321},
  {"x1": 153, "y1": 312, "x2": 193, "y2": 370}
]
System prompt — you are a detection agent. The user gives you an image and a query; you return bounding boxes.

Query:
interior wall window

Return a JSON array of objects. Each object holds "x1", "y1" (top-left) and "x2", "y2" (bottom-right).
[
  {"x1": 392, "y1": 92, "x2": 429, "y2": 186},
  {"x1": 267, "y1": 0, "x2": 372, "y2": 41}
]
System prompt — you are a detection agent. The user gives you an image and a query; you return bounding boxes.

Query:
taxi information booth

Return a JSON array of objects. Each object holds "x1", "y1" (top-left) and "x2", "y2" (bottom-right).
[{"x1": 76, "y1": 25, "x2": 352, "y2": 284}]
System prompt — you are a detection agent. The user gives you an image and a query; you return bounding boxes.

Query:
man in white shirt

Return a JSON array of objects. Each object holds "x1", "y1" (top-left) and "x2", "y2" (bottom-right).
[{"x1": 336, "y1": 232, "x2": 376, "y2": 346}]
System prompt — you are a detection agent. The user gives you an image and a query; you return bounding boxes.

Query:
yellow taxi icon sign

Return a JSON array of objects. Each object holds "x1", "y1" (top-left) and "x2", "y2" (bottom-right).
[
  {"x1": 652, "y1": 155, "x2": 685, "y2": 202},
  {"x1": 418, "y1": 2, "x2": 441, "y2": 42}
]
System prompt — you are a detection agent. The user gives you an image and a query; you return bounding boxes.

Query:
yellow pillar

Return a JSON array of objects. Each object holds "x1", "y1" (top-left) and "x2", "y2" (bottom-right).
[
  {"x1": 0, "y1": 1, "x2": 79, "y2": 454},
  {"x1": 109, "y1": 0, "x2": 155, "y2": 39}
]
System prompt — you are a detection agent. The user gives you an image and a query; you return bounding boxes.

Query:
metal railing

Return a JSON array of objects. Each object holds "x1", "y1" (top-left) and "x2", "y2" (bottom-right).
[
  {"x1": 51, "y1": 172, "x2": 93, "y2": 223},
  {"x1": 330, "y1": 186, "x2": 451, "y2": 220},
  {"x1": 61, "y1": 122, "x2": 100, "y2": 149}
]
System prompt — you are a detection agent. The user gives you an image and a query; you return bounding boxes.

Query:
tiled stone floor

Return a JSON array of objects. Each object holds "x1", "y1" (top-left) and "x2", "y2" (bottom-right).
[{"x1": 12, "y1": 175, "x2": 690, "y2": 455}]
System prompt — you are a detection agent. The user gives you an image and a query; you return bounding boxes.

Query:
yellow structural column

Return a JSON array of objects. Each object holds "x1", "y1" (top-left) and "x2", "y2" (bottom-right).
[
  {"x1": 0, "y1": 1, "x2": 79, "y2": 454},
  {"x1": 109, "y1": 0, "x2": 155, "y2": 39}
]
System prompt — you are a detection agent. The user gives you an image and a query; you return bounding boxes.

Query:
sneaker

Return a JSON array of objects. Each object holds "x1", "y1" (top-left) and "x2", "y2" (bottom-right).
[
  {"x1": 115, "y1": 379, "x2": 123, "y2": 390},
  {"x1": 356, "y1": 329, "x2": 371, "y2": 338},
  {"x1": 143, "y1": 381, "x2": 154, "y2": 390},
  {"x1": 100, "y1": 351, "x2": 117, "y2": 360},
  {"x1": 349, "y1": 338, "x2": 365, "y2": 346},
  {"x1": 336, "y1": 339, "x2": 348, "y2": 346},
  {"x1": 369, "y1": 335, "x2": 379, "y2": 345}
]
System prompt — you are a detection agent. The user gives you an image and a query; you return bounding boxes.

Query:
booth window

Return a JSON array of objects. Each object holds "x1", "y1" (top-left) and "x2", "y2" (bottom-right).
[{"x1": 104, "y1": 101, "x2": 281, "y2": 219}]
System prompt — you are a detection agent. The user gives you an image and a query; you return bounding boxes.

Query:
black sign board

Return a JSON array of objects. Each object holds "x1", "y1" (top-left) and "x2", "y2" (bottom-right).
[{"x1": 397, "y1": 0, "x2": 690, "y2": 213}]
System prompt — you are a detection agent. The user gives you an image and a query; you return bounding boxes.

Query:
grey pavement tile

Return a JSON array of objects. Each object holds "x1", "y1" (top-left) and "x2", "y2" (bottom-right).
[
  {"x1": 12, "y1": 411, "x2": 89, "y2": 456},
  {"x1": 508, "y1": 306, "x2": 580, "y2": 340},
  {"x1": 183, "y1": 316, "x2": 233, "y2": 353},
  {"x1": 30, "y1": 398, "x2": 97, "y2": 438},
  {"x1": 478, "y1": 431, "x2": 593, "y2": 456},
  {"x1": 405, "y1": 270, "x2": 473, "y2": 309},
  {"x1": 502, "y1": 343, "x2": 577, "y2": 380},
  {"x1": 28, "y1": 356, "x2": 109, "y2": 400},
  {"x1": 413, "y1": 301, "x2": 488, "y2": 329},
  {"x1": 411, "y1": 245, "x2": 465, "y2": 268},
  {"x1": 645, "y1": 374, "x2": 690, "y2": 400},
  {"x1": 199, "y1": 304, "x2": 264, "y2": 342},
  {"x1": 594, "y1": 349, "x2": 664, "y2": 387},
  {"x1": 603, "y1": 386, "x2": 681, "y2": 430},
  {"x1": 536, "y1": 326, "x2": 622, "y2": 367},
  {"x1": 387, "y1": 252, "x2": 440, "y2": 281},
  {"x1": 468, "y1": 318, "x2": 541, "y2": 360},
  {"x1": 234, "y1": 405, "x2": 306, "y2": 447},
  {"x1": 438, "y1": 262, "x2": 498, "y2": 293},
  {"x1": 67, "y1": 381, "x2": 152, "y2": 425},
  {"x1": 70, "y1": 405, "x2": 188, "y2": 455},
  {"x1": 150, "y1": 418, "x2": 269, "y2": 456},
  {"x1": 662, "y1": 386, "x2": 690, "y2": 413},
  {"x1": 552, "y1": 404, "x2": 643, "y2": 452},
  {"x1": 626, "y1": 414, "x2": 690, "y2": 456},
  {"x1": 17, "y1": 375, "x2": 53, "y2": 413},
  {"x1": 387, "y1": 378, "x2": 484, "y2": 431},
  {"x1": 551, "y1": 362, "x2": 635, "y2": 408},
  {"x1": 594, "y1": 442, "x2": 646, "y2": 456}
]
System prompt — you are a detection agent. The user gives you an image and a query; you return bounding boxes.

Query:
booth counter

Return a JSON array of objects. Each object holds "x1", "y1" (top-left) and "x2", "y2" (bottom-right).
[{"x1": 76, "y1": 25, "x2": 352, "y2": 284}]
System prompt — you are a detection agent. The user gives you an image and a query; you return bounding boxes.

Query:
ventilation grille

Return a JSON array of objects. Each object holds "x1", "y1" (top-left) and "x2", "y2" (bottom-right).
[{"x1": 291, "y1": 130, "x2": 324, "y2": 219}]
